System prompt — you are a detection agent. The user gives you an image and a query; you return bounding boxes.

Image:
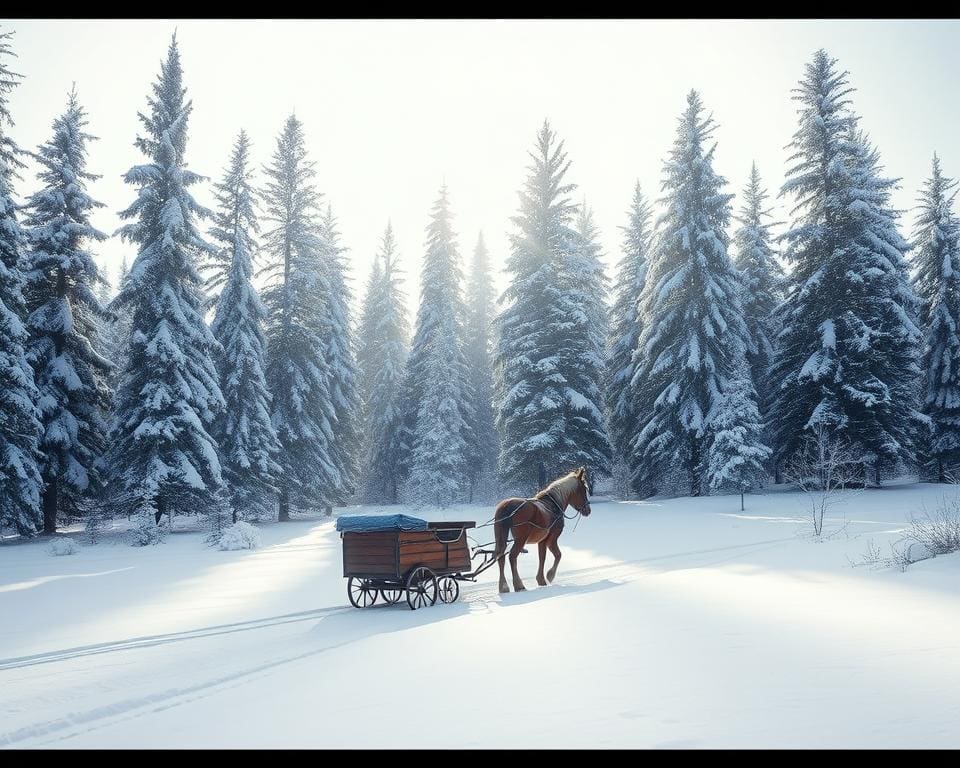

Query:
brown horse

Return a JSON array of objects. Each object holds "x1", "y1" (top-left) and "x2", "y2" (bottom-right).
[{"x1": 494, "y1": 467, "x2": 592, "y2": 593}]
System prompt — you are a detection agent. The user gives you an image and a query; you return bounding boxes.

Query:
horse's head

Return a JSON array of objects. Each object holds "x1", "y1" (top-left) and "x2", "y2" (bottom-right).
[{"x1": 572, "y1": 466, "x2": 592, "y2": 516}]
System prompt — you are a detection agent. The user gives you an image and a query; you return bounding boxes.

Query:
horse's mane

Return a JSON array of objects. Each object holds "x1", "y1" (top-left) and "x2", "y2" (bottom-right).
[{"x1": 535, "y1": 472, "x2": 580, "y2": 501}]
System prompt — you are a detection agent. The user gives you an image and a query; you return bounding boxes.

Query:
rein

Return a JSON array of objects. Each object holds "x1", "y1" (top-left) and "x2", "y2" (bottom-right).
[{"x1": 474, "y1": 475, "x2": 587, "y2": 536}]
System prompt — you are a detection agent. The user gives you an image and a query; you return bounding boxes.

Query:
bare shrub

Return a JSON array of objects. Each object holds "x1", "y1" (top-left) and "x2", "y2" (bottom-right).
[
  {"x1": 783, "y1": 424, "x2": 864, "y2": 538},
  {"x1": 906, "y1": 497, "x2": 960, "y2": 556}
]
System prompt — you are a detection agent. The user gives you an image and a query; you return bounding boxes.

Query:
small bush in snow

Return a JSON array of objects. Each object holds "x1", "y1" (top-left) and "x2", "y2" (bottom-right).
[
  {"x1": 48, "y1": 538, "x2": 80, "y2": 556},
  {"x1": 218, "y1": 521, "x2": 261, "y2": 551},
  {"x1": 906, "y1": 497, "x2": 960, "y2": 557},
  {"x1": 130, "y1": 503, "x2": 166, "y2": 547},
  {"x1": 852, "y1": 538, "x2": 914, "y2": 572},
  {"x1": 852, "y1": 497, "x2": 960, "y2": 572}
]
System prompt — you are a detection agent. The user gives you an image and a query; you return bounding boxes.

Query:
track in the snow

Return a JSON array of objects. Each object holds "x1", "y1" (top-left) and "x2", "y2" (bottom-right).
[
  {"x1": 0, "y1": 605, "x2": 353, "y2": 672},
  {"x1": 0, "y1": 533, "x2": 795, "y2": 673},
  {"x1": 0, "y1": 533, "x2": 799, "y2": 748}
]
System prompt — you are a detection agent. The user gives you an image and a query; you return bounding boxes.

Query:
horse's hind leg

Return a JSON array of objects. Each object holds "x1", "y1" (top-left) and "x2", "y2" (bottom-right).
[
  {"x1": 546, "y1": 535, "x2": 562, "y2": 583},
  {"x1": 495, "y1": 513, "x2": 510, "y2": 594},
  {"x1": 509, "y1": 532, "x2": 528, "y2": 592},
  {"x1": 536, "y1": 540, "x2": 548, "y2": 586}
]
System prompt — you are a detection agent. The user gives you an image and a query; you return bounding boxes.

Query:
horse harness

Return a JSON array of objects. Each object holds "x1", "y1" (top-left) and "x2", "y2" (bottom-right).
[{"x1": 534, "y1": 491, "x2": 566, "y2": 528}]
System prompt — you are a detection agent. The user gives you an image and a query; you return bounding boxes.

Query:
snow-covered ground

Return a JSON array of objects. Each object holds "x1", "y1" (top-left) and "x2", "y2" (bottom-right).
[{"x1": 2, "y1": 482, "x2": 960, "y2": 748}]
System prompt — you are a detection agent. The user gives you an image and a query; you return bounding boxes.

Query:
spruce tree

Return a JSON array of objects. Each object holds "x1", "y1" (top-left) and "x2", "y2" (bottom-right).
[
  {"x1": 496, "y1": 121, "x2": 589, "y2": 493},
  {"x1": 770, "y1": 51, "x2": 921, "y2": 483},
  {"x1": 356, "y1": 224, "x2": 409, "y2": 504},
  {"x1": 209, "y1": 130, "x2": 281, "y2": 521},
  {"x1": 24, "y1": 89, "x2": 111, "y2": 533},
  {"x1": 606, "y1": 183, "x2": 653, "y2": 476},
  {"x1": 707, "y1": 359, "x2": 772, "y2": 500},
  {"x1": 103, "y1": 256, "x2": 133, "y2": 387},
  {"x1": 0, "y1": 28, "x2": 41, "y2": 536},
  {"x1": 319, "y1": 204, "x2": 360, "y2": 508},
  {"x1": 399, "y1": 186, "x2": 472, "y2": 505},
  {"x1": 562, "y1": 203, "x2": 612, "y2": 478},
  {"x1": 261, "y1": 114, "x2": 336, "y2": 520},
  {"x1": 912, "y1": 155, "x2": 960, "y2": 482},
  {"x1": 463, "y1": 232, "x2": 499, "y2": 501},
  {"x1": 103, "y1": 35, "x2": 226, "y2": 532},
  {"x1": 732, "y1": 163, "x2": 783, "y2": 405},
  {"x1": 630, "y1": 91, "x2": 753, "y2": 497}
]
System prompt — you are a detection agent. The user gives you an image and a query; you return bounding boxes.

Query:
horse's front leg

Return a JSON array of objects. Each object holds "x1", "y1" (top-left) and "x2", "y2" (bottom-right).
[
  {"x1": 536, "y1": 540, "x2": 548, "y2": 586},
  {"x1": 509, "y1": 534, "x2": 527, "y2": 592},
  {"x1": 546, "y1": 536, "x2": 562, "y2": 583}
]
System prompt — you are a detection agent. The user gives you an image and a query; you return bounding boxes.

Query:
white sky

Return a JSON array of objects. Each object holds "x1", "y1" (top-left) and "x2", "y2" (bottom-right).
[{"x1": 3, "y1": 19, "x2": 959, "y2": 317}]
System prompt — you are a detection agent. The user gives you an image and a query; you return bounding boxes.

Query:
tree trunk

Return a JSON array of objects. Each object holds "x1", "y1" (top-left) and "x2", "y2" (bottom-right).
[
  {"x1": 689, "y1": 434, "x2": 701, "y2": 497},
  {"x1": 939, "y1": 458, "x2": 945, "y2": 484},
  {"x1": 154, "y1": 493, "x2": 165, "y2": 525},
  {"x1": 324, "y1": 505, "x2": 332, "y2": 517},
  {"x1": 43, "y1": 268, "x2": 67, "y2": 537},
  {"x1": 874, "y1": 456, "x2": 883, "y2": 489},
  {"x1": 42, "y1": 477, "x2": 58, "y2": 535},
  {"x1": 279, "y1": 485, "x2": 290, "y2": 522}
]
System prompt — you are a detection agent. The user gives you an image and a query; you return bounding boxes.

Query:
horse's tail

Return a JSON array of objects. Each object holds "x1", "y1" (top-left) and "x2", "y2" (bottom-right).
[{"x1": 495, "y1": 500, "x2": 518, "y2": 552}]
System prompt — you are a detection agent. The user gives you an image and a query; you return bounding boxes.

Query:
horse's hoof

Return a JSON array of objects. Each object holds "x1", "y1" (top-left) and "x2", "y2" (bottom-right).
[
  {"x1": 537, "y1": 577, "x2": 547, "y2": 586},
  {"x1": 499, "y1": 584, "x2": 510, "y2": 594},
  {"x1": 514, "y1": 585, "x2": 526, "y2": 592}
]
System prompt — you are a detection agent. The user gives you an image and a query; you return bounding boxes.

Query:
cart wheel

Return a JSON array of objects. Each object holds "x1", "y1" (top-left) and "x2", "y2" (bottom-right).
[
  {"x1": 347, "y1": 577, "x2": 379, "y2": 609},
  {"x1": 438, "y1": 576, "x2": 460, "y2": 604},
  {"x1": 405, "y1": 566, "x2": 438, "y2": 610},
  {"x1": 380, "y1": 588, "x2": 403, "y2": 605}
]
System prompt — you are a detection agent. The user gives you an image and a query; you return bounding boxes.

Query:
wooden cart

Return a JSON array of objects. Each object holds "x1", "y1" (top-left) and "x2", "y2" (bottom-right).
[{"x1": 338, "y1": 517, "x2": 477, "y2": 610}]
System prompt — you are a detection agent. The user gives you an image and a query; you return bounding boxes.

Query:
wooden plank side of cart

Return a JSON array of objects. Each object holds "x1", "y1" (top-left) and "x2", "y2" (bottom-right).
[{"x1": 342, "y1": 521, "x2": 476, "y2": 580}]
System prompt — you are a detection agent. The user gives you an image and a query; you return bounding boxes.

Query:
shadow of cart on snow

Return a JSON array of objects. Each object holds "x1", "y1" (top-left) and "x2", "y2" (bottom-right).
[{"x1": 307, "y1": 576, "x2": 623, "y2": 644}]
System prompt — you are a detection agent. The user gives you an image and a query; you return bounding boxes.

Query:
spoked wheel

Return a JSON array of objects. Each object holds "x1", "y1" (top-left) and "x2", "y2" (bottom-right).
[
  {"x1": 405, "y1": 566, "x2": 438, "y2": 610},
  {"x1": 438, "y1": 576, "x2": 460, "y2": 604},
  {"x1": 347, "y1": 577, "x2": 379, "y2": 609},
  {"x1": 380, "y1": 587, "x2": 403, "y2": 605}
]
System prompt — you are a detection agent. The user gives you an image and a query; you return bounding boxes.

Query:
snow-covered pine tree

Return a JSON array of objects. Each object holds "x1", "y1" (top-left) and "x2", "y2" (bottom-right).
[
  {"x1": 356, "y1": 250, "x2": 383, "y2": 425},
  {"x1": 770, "y1": 51, "x2": 921, "y2": 484},
  {"x1": 911, "y1": 154, "x2": 960, "y2": 482},
  {"x1": 0, "y1": 28, "x2": 42, "y2": 536},
  {"x1": 707, "y1": 359, "x2": 772, "y2": 501},
  {"x1": 562, "y1": 203, "x2": 612, "y2": 478},
  {"x1": 400, "y1": 186, "x2": 472, "y2": 506},
  {"x1": 319, "y1": 204, "x2": 360, "y2": 509},
  {"x1": 630, "y1": 91, "x2": 754, "y2": 497},
  {"x1": 407, "y1": 317, "x2": 470, "y2": 508},
  {"x1": 102, "y1": 256, "x2": 133, "y2": 386},
  {"x1": 732, "y1": 163, "x2": 783, "y2": 407},
  {"x1": 496, "y1": 121, "x2": 588, "y2": 493},
  {"x1": 103, "y1": 35, "x2": 225, "y2": 534},
  {"x1": 463, "y1": 232, "x2": 499, "y2": 501},
  {"x1": 606, "y1": 182, "x2": 653, "y2": 485},
  {"x1": 356, "y1": 223, "x2": 409, "y2": 504},
  {"x1": 261, "y1": 114, "x2": 337, "y2": 520},
  {"x1": 23, "y1": 89, "x2": 111, "y2": 534},
  {"x1": 209, "y1": 130, "x2": 281, "y2": 522}
]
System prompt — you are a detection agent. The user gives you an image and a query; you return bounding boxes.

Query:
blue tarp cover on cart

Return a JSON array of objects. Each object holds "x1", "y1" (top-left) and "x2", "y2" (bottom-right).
[{"x1": 335, "y1": 514, "x2": 430, "y2": 532}]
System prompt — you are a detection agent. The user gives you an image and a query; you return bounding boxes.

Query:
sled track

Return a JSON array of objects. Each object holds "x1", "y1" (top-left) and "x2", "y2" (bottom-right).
[
  {"x1": 0, "y1": 533, "x2": 794, "y2": 673},
  {"x1": 0, "y1": 605, "x2": 353, "y2": 673},
  {"x1": 0, "y1": 534, "x2": 797, "y2": 747}
]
